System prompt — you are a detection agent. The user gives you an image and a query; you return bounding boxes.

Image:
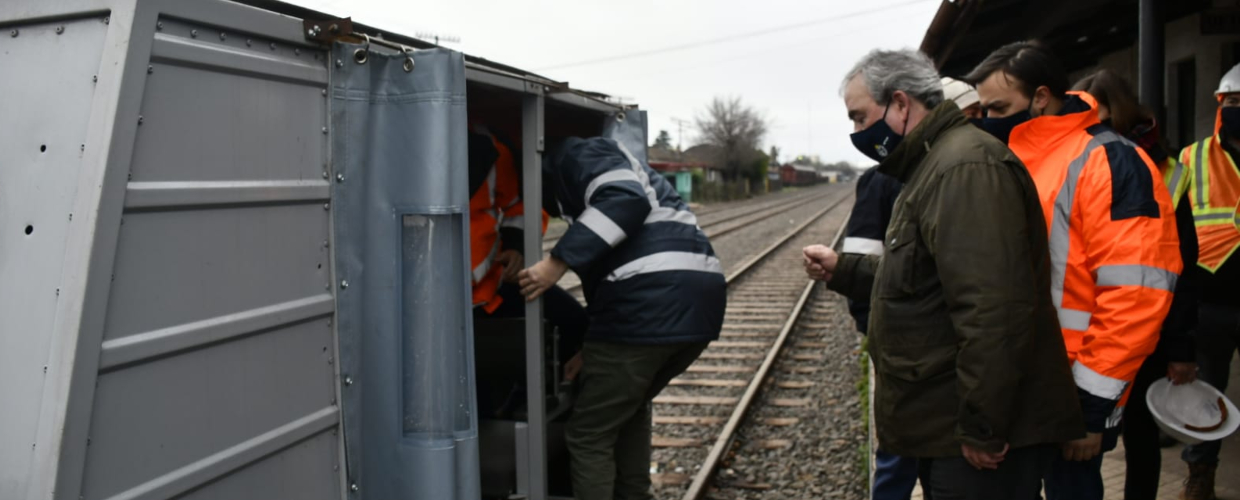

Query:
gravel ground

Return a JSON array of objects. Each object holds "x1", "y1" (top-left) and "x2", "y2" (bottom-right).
[{"x1": 648, "y1": 198, "x2": 865, "y2": 500}]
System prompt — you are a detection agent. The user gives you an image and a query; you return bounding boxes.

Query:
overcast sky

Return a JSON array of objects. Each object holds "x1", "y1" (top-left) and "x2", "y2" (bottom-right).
[{"x1": 289, "y1": 0, "x2": 942, "y2": 167}]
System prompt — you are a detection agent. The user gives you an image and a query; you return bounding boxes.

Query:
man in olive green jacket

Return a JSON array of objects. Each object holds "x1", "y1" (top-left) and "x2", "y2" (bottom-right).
[{"x1": 804, "y1": 49, "x2": 1083, "y2": 498}]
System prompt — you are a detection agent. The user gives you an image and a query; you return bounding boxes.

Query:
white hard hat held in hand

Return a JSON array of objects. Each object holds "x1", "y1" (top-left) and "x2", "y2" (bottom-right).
[{"x1": 1147, "y1": 378, "x2": 1239, "y2": 445}]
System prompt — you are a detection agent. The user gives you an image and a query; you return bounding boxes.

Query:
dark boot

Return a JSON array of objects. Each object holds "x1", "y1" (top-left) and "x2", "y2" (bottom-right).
[{"x1": 1180, "y1": 462, "x2": 1216, "y2": 500}]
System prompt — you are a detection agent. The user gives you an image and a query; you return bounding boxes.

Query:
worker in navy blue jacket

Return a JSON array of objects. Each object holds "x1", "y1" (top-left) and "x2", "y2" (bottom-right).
[{"x1": 518, "y1": 136, "x2": 726, "y2": 500}]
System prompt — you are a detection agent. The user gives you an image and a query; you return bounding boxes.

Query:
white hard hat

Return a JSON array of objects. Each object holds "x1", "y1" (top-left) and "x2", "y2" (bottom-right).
[
  {"x1": 941, "y1": 77, "x2": 979, "y2": 109},
  {"x1": 1146, "y1": 378, "x2": 1238, "y2": 445},
  {"x1": 1217, "y1": 63, "x2": 1240, "y2": 96}
]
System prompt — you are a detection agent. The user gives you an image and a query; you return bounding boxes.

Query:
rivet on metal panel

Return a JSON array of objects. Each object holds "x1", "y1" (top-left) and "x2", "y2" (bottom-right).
[
  {"x1": 294, "y1": 48, "x2": 301, "y2": 56},
  {"x1": 322, "y1": 89, "x2": 328, "y2": 96},
  {"x1": 344, "y1": 376, "x2": 353, "y2": 386},
  {"x1": 323, "y1": 240, "x2": 330, "y2": 248},
  {"x1": 336, "y1": 173, "x2": 345, "y2": 183},
  {"x1": 147, "y1": 65, "x2": 153, "y2": 74},
  {"x1": 403, "y1": 57, "x2": 414, "y2": 72},
  {"x1": 55, "y1": 289, "x2": 59, "y2": 296},
  {"x1": 322, "y1": 126, "x2": 328, "y2": 134},
  {"x1": 156, "y1": 21, "x2": 162, "y2": 31},
  {"x1": 322, "y1": 170, "x2": 329, "y2": 179},
  {"x1": 270, "y1": 42, "x2": 276, "y2": 50},
  {"x1": 323, "y1": 203, "x2": 331, "y2": 210},
  {"x1": 80, "y1": 144, "x2": 85, "y2": 151},
  {"x1": 333, "y1": 465, "x2": 339, "y2": 471},
  {"x1": 350, "y1": 484, "x2": 359, "y2": 492},
  {"x1": 9, "y1": 30, "x2": 17, "y2": 37},
  {"x1": 340, "y1": 280, "x2": 349, "y2": 289},
  {"x1": 103, "y1": 17, "x2": 109, "y2": 25},
  {"x1": 55, "y1": 26, "x2": 64, "y2": 35},
  {"x1": 246, "y1": 39, "x2": 252, "y2": 47},
  {"x1": 219, "y1": 32, "x2": 226, "y2": 41},
  {"x1": 92, "y1": 75, "x2": 97, "y2": 83},
  {"x1": 329, "y1": 24, "x2": 341, "y2": 34},
  {"x1": 190, "y1": 29, "x2": 198, "y2": 38},
  {"x1": 335, "y1": 59, "x2": 343, "y2": 68},
  {"x1": 137, "y1": 115, "x2": 144, "y2": 125},
  {"x1": 330, "y1": 397, "x2": 336, "y2": 404}
]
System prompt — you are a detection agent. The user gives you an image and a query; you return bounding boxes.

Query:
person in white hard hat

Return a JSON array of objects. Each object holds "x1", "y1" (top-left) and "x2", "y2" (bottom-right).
[
  {"x1": 942, "y1": 76, "x2": 982, "y2": 120},
  {"x1": 1174, "y1": 62, "x2": 1240, "y2": 500}
]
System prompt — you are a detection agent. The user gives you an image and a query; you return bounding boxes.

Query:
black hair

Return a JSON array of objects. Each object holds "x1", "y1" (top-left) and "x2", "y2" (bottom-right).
[{"x1": 964, "y1": 40, "x2": 1068, "y2": 100}]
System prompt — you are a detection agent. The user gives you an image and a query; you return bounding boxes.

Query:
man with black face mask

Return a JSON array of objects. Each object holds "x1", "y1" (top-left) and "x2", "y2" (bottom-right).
[
  {"x1": 803, "y1": 48, "x2": 1082, "y2": 499},
  {"x1": 1174, "y1": 62, "x2": 1240, "y2": 500},
  {"x1": 966, "y1": 41, "x2": 1183, "y2": 500}
]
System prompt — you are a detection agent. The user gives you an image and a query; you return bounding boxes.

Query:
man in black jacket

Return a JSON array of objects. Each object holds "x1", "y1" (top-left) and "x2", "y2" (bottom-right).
[{"x1": 518, "y1": 137, "x2": 726, "y2": 500}]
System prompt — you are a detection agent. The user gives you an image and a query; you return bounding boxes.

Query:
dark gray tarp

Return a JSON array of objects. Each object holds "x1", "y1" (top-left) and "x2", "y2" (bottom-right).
[{"x1": 331, "y1": 42, "x2": 480, "y2": 500}]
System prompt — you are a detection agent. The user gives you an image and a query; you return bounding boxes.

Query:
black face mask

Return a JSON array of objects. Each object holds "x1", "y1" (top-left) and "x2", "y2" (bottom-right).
[
  {"x1": 967, "y1": 117, "x2": 985, "y2": 129},
  {"x1": 850, "y1": 104, "x2": 907, "y2": 163},
  {"x1": 981, "y1": 110, "x2": 1032, "y2": 144},
  {"x1": 1221, "y1": 107, "x2": 1240, "y2": 138},
  {"x1": 1100, "y1": 118, "x2": 1114, "y2": 129}
]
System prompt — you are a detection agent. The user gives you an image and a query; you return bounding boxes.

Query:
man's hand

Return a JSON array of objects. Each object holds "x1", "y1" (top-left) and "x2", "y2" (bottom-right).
[
  {"x1": 802, "y1": 245, "x2": 839, "y2": 282},
  {"x1": 1168, "y1": 362, "x2": 1197, "y2": 385},
  {"x1": 495, "y1": 249, "x2": 524, "y2": 284},
  {"x1": 1062, "y1": 432, "x2": 1103, "y2": 461},
  {"x1": 564, "y1": 352, "x2": 584, "y2": 381},
  {"x1": 961, "y1": 443, "x2": 1008, "y2": 470},
  {"x1": 517, "y1": 257, "x2": 569, "y2": 301}
]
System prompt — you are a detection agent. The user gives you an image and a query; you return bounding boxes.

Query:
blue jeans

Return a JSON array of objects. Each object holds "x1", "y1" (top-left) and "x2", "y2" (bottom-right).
[
  {"x1": 1181, "y1": 303, "x2": 1239, "y2": 465},
  {"x1": 1044, "y1": 426, "x2": 1120, "y2": 500},
  {"x1": 873, "y1": 450, "x2": 917, "y2": 500}
]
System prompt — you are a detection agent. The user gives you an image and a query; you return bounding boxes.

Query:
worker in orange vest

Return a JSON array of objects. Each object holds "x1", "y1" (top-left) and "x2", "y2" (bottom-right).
[
  {"x1": 967, "y1": 41, "x2": 1182, "y2": 500},
  {"x1": 1174, "y1": 62, "x2": 1240, "y2": 500},
  {"x1": 468, "y1": 127, "x2": 588, "y2": 389}
]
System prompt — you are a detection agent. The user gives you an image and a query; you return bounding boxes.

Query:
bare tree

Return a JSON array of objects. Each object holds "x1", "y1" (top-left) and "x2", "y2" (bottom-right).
[{"x1": 695, "y1": 97, "x2": 768, "y2": 181}]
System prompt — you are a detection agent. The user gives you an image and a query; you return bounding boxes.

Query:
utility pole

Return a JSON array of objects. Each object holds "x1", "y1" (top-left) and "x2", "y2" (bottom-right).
[{"x1": 670, "y1": 117, "x2": 691, "y2": 154}]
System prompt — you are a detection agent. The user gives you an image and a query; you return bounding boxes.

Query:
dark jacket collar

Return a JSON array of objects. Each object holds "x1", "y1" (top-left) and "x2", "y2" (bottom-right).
[{"x1": 878, "y1": 100, "x2": 967, "y2": 183}]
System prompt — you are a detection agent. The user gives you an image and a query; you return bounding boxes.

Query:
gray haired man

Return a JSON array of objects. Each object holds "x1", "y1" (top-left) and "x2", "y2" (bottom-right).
[{"x1": 802, "y1": 49, "x2": 1083, "y2": 499}]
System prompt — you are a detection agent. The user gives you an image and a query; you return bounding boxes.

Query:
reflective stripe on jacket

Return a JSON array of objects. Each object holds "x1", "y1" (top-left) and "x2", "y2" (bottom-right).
[
  {"x1": 1178, "y1": 101, "x2": 1240, "y2": 273},
  {"x1": 1008, "y1": 91, "x2": 1181, "y2": 426},
  {"x1": 546, "y1": 137, "x2": 725, "y2": 344},
  {"x1": 468, "y1": 128, "x2": 546, "y2": 313}
]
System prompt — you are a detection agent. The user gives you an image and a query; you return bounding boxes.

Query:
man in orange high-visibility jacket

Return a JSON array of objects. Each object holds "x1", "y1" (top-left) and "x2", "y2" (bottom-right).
[
  {"x1": 967, "y1": 41, "x2": 1181, "y2": 500},
  {"x1": 1175, "y1": 63, "x2": 1240, "y2": 500},
  {"x1": 468, "y1": 128, "x2": 588, "y2": 387}
]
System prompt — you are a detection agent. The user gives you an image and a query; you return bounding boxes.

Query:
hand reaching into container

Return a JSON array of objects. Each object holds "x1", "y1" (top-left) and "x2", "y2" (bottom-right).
[
  {"x1": 518, "y1": 256, "x2": 569, "y2": 301},
  {"x1": 564, "y1": 352, "x2": 584, "y2": 381},
  {"x1": 496, "y1": 249, "x2": 524, "y2": 284}
]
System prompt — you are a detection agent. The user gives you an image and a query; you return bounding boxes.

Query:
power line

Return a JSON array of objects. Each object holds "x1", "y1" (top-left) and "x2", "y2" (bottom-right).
[{"x1": 534, "y1": 0, "x2": 936, "y2": 71}]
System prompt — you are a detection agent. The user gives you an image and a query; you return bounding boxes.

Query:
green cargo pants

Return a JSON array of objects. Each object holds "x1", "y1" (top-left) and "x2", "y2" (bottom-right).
[{"x1": 566, "y1": 340, "x2": 710, "y2": 500}]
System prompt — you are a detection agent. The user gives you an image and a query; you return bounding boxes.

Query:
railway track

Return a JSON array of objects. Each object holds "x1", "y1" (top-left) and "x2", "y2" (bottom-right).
[
  {"x1": 542, "y1": 186, "x2": 835, "y2": 252},
  {"x1": 644, "y1": 191, "x2": 855, "y2": 500}
]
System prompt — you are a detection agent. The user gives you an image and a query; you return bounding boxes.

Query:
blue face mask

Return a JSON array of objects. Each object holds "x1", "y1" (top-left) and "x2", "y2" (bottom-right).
[{"x1": 850, "y1": 104, "x2": 906, "y2": 163}]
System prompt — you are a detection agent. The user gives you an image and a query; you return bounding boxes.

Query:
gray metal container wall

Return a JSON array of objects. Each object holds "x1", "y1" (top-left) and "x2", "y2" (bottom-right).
[{"x1": 1, "y1": 1, "x2": 345, "y2": 499}]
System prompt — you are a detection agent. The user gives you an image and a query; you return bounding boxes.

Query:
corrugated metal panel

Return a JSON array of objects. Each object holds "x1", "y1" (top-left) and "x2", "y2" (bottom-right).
[
  {"x1": 0, "y1": 14, "x2": 111, "y2": 499},
  {"x1": 77, "y1": 8, "x2": 340, "y2": 500}
]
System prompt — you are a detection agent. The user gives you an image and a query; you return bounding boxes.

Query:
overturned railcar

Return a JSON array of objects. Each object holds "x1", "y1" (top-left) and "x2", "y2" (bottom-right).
[{"x1": 0, "y1": 1, "x2": 646, "y2": 499}]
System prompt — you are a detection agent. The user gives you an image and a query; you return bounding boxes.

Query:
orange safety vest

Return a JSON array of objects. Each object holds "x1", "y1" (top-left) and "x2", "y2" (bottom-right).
[
  {"x1": 469, "y1": 129, "x2": 547, "y2": 313},
  {"x1": 1176, "y1": 100, "x2": 1240, "y2": 273},
  {"x1": 1008, "y1": 91, "x2": 1181, "y2": 421}
]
